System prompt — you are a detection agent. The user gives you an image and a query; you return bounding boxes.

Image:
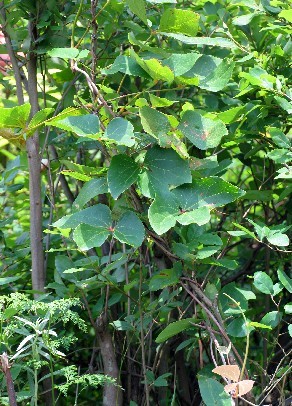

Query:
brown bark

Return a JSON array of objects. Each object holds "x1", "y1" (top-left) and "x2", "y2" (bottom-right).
[
  {"x1": 96, "y1": 315, "x2": 123, "y2": 406},
  {"x1": 26, "y1": 21, "x2": 45, "y2": 293},
  {"x1": 0, "y1": 353, "x2": 17, "y2": 406}
]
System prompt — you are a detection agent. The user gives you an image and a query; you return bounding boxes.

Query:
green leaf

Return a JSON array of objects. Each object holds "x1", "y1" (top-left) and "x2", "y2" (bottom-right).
[
  {"x1": 164, "y1": 53, "x2": 201, "y2": 76},
  {"x1": 27, "y1": 108, "x2": 54, "y2": 133},
  {"x1": 73, "y1": 224, "x2": 109, "y2": 250},
  {"x1": 284, "y1": 303, "x2": 292, "y2": 314},
  {"x1": 172, "y1": 178, "x2": 245, "y2": 209},
  {"x1": 178, "y1": 111, "x2": 228, "y2": 150},
  {"x1": 48, "y1": 48, "x2": 79, "y2": 59},
  {"x1": 177, "y1": 207, "x2": 210, "y2": 226},
  {"x1": 289, "y1": 325, "x2": 292, "y2": 338},
  {"x1": 278, "y1": 9, "x2": 292, "y2": 23},
  {"x1": 274, "y1": 96, "x2": 292, "y2": 114},
  {"x1": 261, "y1": 311, "x2": 282, "y2": 329},
  {"x1": 101, "y1": 55, "x2": 148, "y2": 77},
  {"x1": 61, "y1": 171, "x2": 92, "y2": 182},
  {"x1": 161, "y1": 33, "x2": 238, "y2": 49},
  {"x1": 243, "y1": 190, "x2": 273, "y2": 202},
  {"x1": 267, "y1": 232, "x2": 289, "y2": 247},
  {"x1": 253, "y1": 271, "x2": 274, "y2": 294},
  {"x1": 141, "y1": 146, "x2": 191, "y2": 197},
  {"x1": 277, "y1": 269, "x2": 292, "y2": 293},
  {"x1": 149, "y1": 94, "x2": 175, "y2": 107},
  {"x1": 199, "y1": 60, "x2": 235, "y2": 92},
  {"x1": 233, "y1": 12, "x2": 263, "y2": 26},
  {"x1": 73, "y1": 178, "x2": 108, "y2": 212},
  {"x1": 0, "y1": 276, "x2": 21, "y2": 285},
  {"x1": 108, "y1": 155, "x2": 140, "y2": 199},
  {"x1": 153, "y1": 373, "x2": 172, "y2": 387},
  {"x1": 133, "y1": 52, "x2": 174, "y2": 83},
  {"x1": 126, "y1": 0, "x2": 148, "y2": 25},
  {"x1": 227, "y1": 317, "x2": 253, "y2": 337},
  {"x1": 241, "y1": 67, "x2": 276, "y2": 90},
  {"x1": 140, "y1": 107, "x2": 171, "y2": 139},
  {"x1": 149, "y1": 266, "x2": 182, "y2": 291},
  {"x1": 219, "y1": 283, "x2": 248, "y2": 315},
  {"x1": 155, "y1": 318, "x2": 195, "y2": 343},
  {"x1": 104, "y1": 117, "x2": 135, "y2": 147},
  {"x1": 0, "y1": 104, "x2": 31, "y2": 129},
  {"x1": 114, "y1": 212, "x2": 145, "y2": 247},
  {"x1": 268, "y1": 127, "x2": 291, "y2": 149},
  {"x1": 249, "y1": 321, "x2": 272, "y2": 330},
  {"x1": 49, "y1": 114, "x2": 100, "y2": 136},
  {"x1": 159, "y1": 9, "x2": 200, "y2": 37},
  {"x1": 198, "y1": 377, "x2": 232, "y2": 406},
  {"x1": 218, "y1": 106, "x2": 245, "y2": 124},
  {"x1": 149, "y1": 177, "x2": 243, "y2": 235},
  {"x1": 148, "y1": 192, "x2": 178, "y2": 235},
  {"x1": 53, "y1": 204, "x2": 112, "y2": 229},
  {"x1": 232, "y1": 223, "x2": 257, "y2": 239}
]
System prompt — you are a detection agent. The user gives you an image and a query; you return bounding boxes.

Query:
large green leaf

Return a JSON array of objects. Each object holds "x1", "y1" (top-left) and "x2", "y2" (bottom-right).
[
  {"x1": 177, "y1": 207, "x2": 210, "y2": 226},
  {"x1": 261, "y1": 311, "x2": 282, "y2": 329},
  {"x1": 0, "y1": 104, "x2": 31, "y2": 129},
  {"x1": 101, "y1": 55, "x2": 148, "y2": 77},
  {"x1": 49, "y1": 114, "x2": 100, "y2": 136},
  {"x1": 161, "y1": 32, "x2": 238, "y2": 49},
  {"x1": 72, "y1": 178, "x2": 108, "y2": 212},
  {"x1": 73, "y1": 224, "x2": 110, "y2": 250},
  {"x1": 178, "y1": 111, "x2": 228, "y2": 150},
  {"x1": 140, "y1": 146, "x2": 191, "y2": 197},
  {"x1": 159, "y1": 9, "x2": 200, "y2": 37},
  {"x1": 163, "y1": 53, "x2": 201, "y2": 76},
  {"x1": 219, "y1": 283, "x2": 249, "y2": 315},
  {"x1": 172, "y1": 178, "x2": 244, "y2": 209},
  {"x1": 148, "y1": 192, "x2": 178, "y2": 234},
  {"x1": 148, "y1": 177, "x2": 243, "y2": 234},
  {"x1": 156, "y1": 318, "x2": 195, "y2": 343},
  {"x1": 126, "y1": 0, "x2": 148, "y2": 25},
  {"x1": 199, "y1": 60, "x2": 235, "y2": 92},
  {"x1": 227, "y1": 317, "x2": 254, "y2": 337},
  {"x1": 108, "y1": 155, "x2": 140, "y2": 199},
  {"x1": 277, "y1": 269, "x2": 292, "y2": 293},
  {"x1": 198, "y1": 377, "x2": 232, "y2": 406},
  {"x1": 27, "y1": 108, "x2": 54, "y2": 133},
  {"x1": 48, "y1": 48, "x2": 80, "y2": 59},
  {"x1": 104, "y1": 117, "x2": 135, "y2": 147},
  {"x1": 114, "y1": 212, "x2": 145, "y2": 247},
  {"x1": 53, "y1": 204, "x2": 112, "y2": 229},
  {"x1": 133, "y1": 53, "x2": 174, "y2": 83},
  {"x1": 253, "y1": 271, "x2": 274, "y2": 294},
  {"x1": 140, "y1": 106, "x2": 171, "y2": 139},
  {"x1": 149, "y1": 266, "x2": 181, "y2": 291}
]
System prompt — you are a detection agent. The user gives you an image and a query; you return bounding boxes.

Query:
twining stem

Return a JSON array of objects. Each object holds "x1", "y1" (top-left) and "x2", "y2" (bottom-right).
[{"x1": 223, "y1": 294, "x2": 250, "y2": 381}]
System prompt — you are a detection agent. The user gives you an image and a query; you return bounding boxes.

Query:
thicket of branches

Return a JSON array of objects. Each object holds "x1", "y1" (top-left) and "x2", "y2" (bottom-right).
[{"x1": 0, "y1": 0, "x2": 291, "y2": 405}]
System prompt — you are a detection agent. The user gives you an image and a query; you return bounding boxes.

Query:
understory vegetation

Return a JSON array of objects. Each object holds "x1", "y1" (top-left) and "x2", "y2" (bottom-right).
[{"x1": 0, "y1": 0, "x2": 291, "y2": 405}]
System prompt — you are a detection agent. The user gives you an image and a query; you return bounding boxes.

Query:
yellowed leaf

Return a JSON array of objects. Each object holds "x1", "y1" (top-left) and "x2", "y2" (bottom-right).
[
  {"x1": 224, "y1": 380, "x2": 255, "y2": 397},
  {"x1": 212, "y1": 365, "x2": 240, "y2": 382}
]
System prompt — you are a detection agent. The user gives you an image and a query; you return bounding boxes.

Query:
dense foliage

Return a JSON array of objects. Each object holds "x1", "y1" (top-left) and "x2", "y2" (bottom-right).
[{"x1": 0, "y1": 0, "x2": 291, "y2": 405}]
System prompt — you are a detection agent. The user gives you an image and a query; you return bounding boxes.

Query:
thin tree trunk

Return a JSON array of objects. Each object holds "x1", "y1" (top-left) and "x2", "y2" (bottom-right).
[
  {"x1": 96, "y1": 316, "x2": 123, "y2": 406},
  {"x1": 26, "y1": 21, "x2": 45, "y2": 293},
  {"x1": 0, "y1": 353, "x2": 17, "y2": 406}
]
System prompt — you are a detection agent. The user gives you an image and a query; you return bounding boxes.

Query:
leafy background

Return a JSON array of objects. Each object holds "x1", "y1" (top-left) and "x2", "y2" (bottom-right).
[{"x1": 0, "y1": 0, "x2": 291, "y2": 405}]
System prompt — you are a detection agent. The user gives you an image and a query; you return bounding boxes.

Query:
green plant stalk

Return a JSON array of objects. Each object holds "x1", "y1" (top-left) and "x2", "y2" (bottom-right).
[
  {"x1": 48, "y1": 318, "x2": 56, "y2": 406},
  {"x1": 223, "y1": 293, "x2": 250, "y2": 381},
  {"x1": 71, "y1": 0, "x2": 84, "y2": 48}
]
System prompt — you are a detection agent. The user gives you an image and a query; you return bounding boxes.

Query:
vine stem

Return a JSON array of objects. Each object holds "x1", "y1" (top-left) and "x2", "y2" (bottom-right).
[{"x1": 139, "y1": 252, "x2": 150, "y2": 406}]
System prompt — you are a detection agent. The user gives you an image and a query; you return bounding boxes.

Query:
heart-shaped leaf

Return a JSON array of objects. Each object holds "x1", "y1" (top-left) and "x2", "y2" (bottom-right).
[
  {"x1": 108, "y1": 155, "x2": 140, "y2": 199},
  {"x1": 179, "y1": 111, "x2": 228, "y2": 150}
]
